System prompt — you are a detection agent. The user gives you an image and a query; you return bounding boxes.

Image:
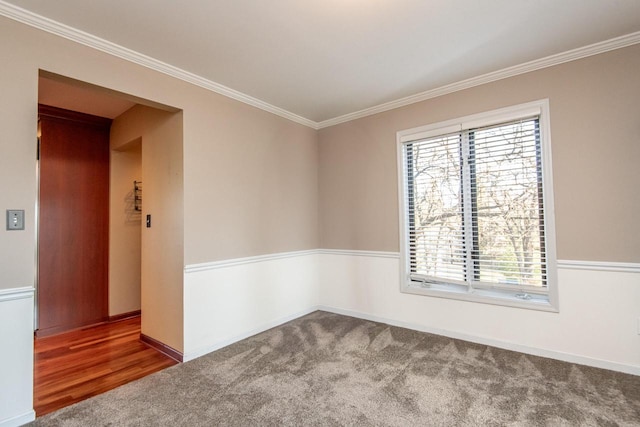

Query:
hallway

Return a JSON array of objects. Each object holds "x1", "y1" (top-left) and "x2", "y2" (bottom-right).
[{"x1": 34, "y1": 316, "x2": 177, "y2": 416}]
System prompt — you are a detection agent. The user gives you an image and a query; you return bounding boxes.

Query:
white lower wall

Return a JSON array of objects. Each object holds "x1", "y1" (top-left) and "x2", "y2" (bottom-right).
[
  {"x1": 318, "y1": 251, "x2": 640, "y2": 375},
  {"x1": 183, "y1": 250, "x2": 639, "y2": 374},
  {"x1": 183, "y1": 251, "x2": 319, "y2": 361},
  {"x1": 0, "y1": 287, "x2": 35, "y2": 427}
]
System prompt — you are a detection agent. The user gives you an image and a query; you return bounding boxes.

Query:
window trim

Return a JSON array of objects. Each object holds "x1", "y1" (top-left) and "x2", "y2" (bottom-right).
[{"x1": 396, "y1": 100, "x2": 559, "y2": 312}]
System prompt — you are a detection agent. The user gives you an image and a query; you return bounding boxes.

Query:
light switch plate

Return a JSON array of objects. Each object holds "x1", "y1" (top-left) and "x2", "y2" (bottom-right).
[{"x1": 7, "y1": 210, "x2": 25, "y2": 230}]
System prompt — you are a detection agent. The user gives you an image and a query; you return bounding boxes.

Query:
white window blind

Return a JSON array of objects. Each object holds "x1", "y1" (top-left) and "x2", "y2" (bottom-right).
[{"x1": 398, "y1": 101, "x2": 557, "y2": 309}]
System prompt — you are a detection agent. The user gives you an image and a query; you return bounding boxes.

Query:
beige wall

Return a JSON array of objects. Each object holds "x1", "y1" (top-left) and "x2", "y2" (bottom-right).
[
  {"x1": 110, "y1": 105, "x2": 184, "y2": 352},
  {"x1": 141, "y1": 109, "x2": 184, "y2": 351},
  {"x1": 318, "y1": 44, "x2": 640, "y2": 263},
  {"x1": 0, "y1": 19, "x2": 38, "y2": 290},
  {"x1": 182, "y1": 95, "x2": 318, "y2": 264},
  {"x1": 0, "y1": 15, "x2": 319, "y2": 293},
  {"x1": 109, "y1": 137, "x2": 142, "y2": 316}
]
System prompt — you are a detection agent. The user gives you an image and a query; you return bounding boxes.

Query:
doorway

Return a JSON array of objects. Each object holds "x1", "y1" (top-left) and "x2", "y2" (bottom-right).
[
  {"x1": 36, "y1": 72, "x2": 185, "y2": 349},
  {"x1": 34, "y1": 71, "x2": 185, "y2": 415},
  {"x1": 36, "y1": 73, "x2": 139, "y2": 335}
]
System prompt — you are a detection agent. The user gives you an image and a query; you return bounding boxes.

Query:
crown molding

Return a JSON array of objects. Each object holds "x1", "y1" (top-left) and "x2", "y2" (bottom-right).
[
  {"x1": 317, "y1": 31, "x2": 640, "y2": 129},
  {"x1": 2, "y1": 1, "x2": 639, "y2": 131},
  {"x1": 0, "y1": 0, "x2": 318, "y2": 129}
]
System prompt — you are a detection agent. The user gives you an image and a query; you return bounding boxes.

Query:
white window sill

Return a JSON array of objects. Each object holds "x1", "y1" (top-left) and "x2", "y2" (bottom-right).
[{"x1": 401, "y1": 281, "x2": 559, "y2": 313}]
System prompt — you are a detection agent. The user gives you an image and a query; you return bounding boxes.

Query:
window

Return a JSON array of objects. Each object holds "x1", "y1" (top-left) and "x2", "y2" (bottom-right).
[{"x1": 397, "y1": 100, "x2": 557, "y2": 311}]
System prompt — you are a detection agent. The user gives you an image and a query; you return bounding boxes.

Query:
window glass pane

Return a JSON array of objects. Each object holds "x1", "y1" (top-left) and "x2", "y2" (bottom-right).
[
  {"x1": 408, "y1": 134, "x2": 465, "y2": 282},
  {"x1": 471, "y1": 119, "x2": 546, "y2": 288}
]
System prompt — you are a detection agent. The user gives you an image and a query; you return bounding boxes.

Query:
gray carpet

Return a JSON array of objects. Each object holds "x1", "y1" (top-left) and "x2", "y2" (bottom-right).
[{"x1": 32, "y1": 311, "x2": 640, "y2": 426}]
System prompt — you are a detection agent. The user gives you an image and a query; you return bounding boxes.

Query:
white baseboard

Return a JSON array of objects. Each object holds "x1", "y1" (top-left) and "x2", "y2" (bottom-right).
[
  {"x1": 317, "y1": 305, "x2": 640, "y2": 376},
  {"x1": 183, "y1": 306, "x2": 320, "y2": 362},
  {"x1": 0, "y1": 410, "x2": 35, "y2": 427}
]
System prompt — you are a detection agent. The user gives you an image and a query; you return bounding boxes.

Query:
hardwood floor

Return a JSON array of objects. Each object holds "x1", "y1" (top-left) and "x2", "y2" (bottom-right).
[{"x1": 34, "y1": 316, "x2": 178, "y2": 417}]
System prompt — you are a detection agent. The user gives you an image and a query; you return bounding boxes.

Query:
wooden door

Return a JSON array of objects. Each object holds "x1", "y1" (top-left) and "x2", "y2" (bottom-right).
[{"x1": 37, "y1": 105, "x2": 111, "y2": 336}]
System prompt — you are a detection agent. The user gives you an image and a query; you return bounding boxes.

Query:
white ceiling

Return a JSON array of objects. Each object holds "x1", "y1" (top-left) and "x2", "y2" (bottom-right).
[{"x1": 5, "y1": 0, "x2": 640, "y2": 124}]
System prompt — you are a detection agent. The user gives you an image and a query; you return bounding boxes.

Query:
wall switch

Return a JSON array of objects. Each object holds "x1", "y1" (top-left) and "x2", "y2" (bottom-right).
[
  {"x1": 146, "y1": 214, "x2": 151, "y2": 228},
  {"x1": 6, "y1": 210, "x2": 25, "y2": 230}
]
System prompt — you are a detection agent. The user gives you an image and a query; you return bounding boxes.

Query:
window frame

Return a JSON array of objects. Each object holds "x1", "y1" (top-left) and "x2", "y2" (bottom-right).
[{"x1": 396, "y1": 100, "x2": 558, "y2": 312}]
